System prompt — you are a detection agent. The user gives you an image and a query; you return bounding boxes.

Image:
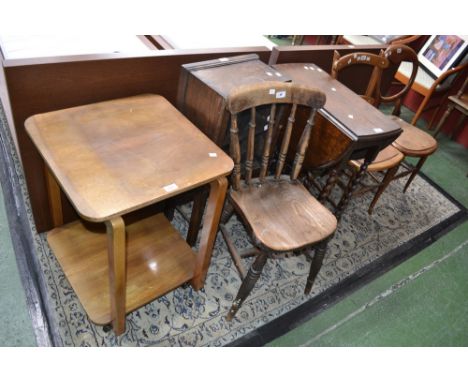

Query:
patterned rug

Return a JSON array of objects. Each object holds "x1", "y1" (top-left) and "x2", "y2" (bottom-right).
[
  {"x1": 34, "y1": 173, "x2": 461, "y2": 346},
  {"x1": 0, "y1": 101, "x2": 464, "y2": 347}
]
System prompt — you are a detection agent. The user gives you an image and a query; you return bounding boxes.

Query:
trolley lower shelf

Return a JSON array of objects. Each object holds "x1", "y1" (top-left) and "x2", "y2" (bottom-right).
[{"x1": 47, "y1": 213, "x2": 196, "y2": 325}]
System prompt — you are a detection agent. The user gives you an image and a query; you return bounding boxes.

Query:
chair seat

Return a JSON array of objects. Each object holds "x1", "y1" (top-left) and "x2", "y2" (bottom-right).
[
  {"x1": 229, "y1": 177, "x2": 337, "y2": 252},
  {"x1": 350, "y1": 145, "x2": 404, "y2": 172},
  {"x1": 448, "y1": 93, "x2": 468, "y2": 113},
  {"x1": 390, "y1": 116, "x2": 438, "y2": 156}
]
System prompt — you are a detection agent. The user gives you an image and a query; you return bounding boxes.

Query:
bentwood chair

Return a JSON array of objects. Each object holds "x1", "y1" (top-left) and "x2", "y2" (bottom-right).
[
  {"x1": 344, "y1": 45, "x2": 438, "y2": 211},
  {"x1": 396, "y1": 55, "x2": 468, "y2": 127},
  {"x1": 219, "y1": 82, "x2": 337, "y2": 320},
  {"x1": 329, "y1": 49, "x2": 406, "y2": 213},
  {"x1": 379, "y1": 45, "x2": 438, "y2": 194},
  {"x1": 432, "y1": 76, "x2": 468, "y2": 139}
]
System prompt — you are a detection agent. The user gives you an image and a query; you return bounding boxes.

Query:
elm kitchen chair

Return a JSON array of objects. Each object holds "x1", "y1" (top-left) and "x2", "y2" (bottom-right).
[{"x1": 219, "y1": 81, "x2": 337, "y2": 320}]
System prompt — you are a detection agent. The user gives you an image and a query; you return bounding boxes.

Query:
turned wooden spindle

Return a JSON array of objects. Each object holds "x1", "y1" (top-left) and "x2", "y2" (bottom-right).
[
  {"x1": 291, "y1": 109, "x2": 316, "y2": 180},
  {"x1": 259, "y1": 104, "x2": 276, "y2": 182},
  {"x1": 275, "y1": 104, "x2": 298, "y2": 179},
  {"x1": 230, "y1": 114, "x2": 242, "y2": 191},
  {"x1": 245, "y1": 107, "x2": 256, "y2": 184}
]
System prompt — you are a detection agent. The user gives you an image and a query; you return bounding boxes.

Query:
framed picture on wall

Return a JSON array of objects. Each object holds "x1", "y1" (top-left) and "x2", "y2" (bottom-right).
[{"x1": 418, "y1": 35, "x2": 468, "y2": 78}]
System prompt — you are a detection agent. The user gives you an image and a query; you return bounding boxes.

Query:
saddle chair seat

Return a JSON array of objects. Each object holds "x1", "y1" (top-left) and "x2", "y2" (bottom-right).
[{"x1": 230, "y1": 176, "x2": 337, "y2": 252}]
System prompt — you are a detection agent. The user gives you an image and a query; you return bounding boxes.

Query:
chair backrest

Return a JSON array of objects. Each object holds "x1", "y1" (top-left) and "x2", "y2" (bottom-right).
[
  {"x1": 378, "y1": 44, "x2": 419, "y2": 113},
  {"x1": 434, "y1": 55, "x2": 468, "y2": 92},
  {"x1": 331, "y1": 50, "x2": 389, "y2": 105},
  {"x1": 455, "y1": 76, "x2": 468, "y2": 99},
  {"x1": 226, "y1": 81, "x2": 326, "y2": 191}
]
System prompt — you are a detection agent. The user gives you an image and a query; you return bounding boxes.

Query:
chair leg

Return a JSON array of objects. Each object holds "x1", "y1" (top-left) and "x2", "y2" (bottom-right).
[
  {"x1": 221, "y1": 199, "x2": 234, "y2": 224},
  {"x1": 226, "y1": 252, "x2": 268, "y2": 321},
  {"x1": 403, "y1": 156, "x2": 427, "y2": 193},
  {"x1": 335, "y1": 158, "x2": 370, "y2": 220},
  {"x1": 450, "y1": 114, "x2": 466, "y2": 140},
  {"x1": 304, "y1": 241, "x2": 328, "y2": 295},
  {"x1": 392, "y1": 98, "x2": 402, "y2": 117},
  {"x1": 368, "y1": 164, "x2": 400, "y2": 214},
  {"x1": 433, "y1": 103, "x2": 453, "y2": 138}
]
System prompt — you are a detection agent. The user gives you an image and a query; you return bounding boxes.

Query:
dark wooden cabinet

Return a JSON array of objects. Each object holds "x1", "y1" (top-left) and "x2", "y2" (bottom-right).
[{"x1": 177, "y1": 54, "x2": 291, "y2": 147}]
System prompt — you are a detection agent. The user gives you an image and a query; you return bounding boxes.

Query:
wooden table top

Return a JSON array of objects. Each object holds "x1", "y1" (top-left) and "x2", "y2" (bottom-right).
[
  {"x1": 26, "y1": 94, "x2": 233, "y2": 222},
  {"x1": 273, "y1": 63, "x2": 401, "y2": 140},
  {"x1": 187, "y1": 54, "x2": 291, "y2": 97}
]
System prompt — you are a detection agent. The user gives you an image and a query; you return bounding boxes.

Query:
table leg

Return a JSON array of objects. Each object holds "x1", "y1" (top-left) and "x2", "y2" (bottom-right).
[
  {"x1": 186, "y1": 187, "x2": 208, "y2": 247},
  {"x1": 335, "y1": 156, "x2": 372, "y2": 221},
  {"x1": 45, "y1": 166, "x2": 63, "y2": 227},
  {"x1": 191, "y1": 177, "x2": 228, "y2": 290},
  {"x1": 105, "y1": 216, "x2": 126, "y2": 335},
  {"x1": 318, "y1": 167, "x2": 339, "y2": 203}
]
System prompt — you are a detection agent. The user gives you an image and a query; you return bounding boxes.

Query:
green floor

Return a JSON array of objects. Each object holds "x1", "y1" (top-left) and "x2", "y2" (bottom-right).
[
  {"x1": 268, "y1": 132, "x2": 468, "y2": 347},
  {"x1": 0, "y1": 184, "x2": 36, "y2": 346},
  {"x1": 0, "y1": 111, "x2": 467, "y2": 347}
]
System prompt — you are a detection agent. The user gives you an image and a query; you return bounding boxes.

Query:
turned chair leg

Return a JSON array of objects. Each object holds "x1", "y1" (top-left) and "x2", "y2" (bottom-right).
[
  {"x1": 304, "y1": 240, "x2": 328, "y2": 295},
  {"x1": 226, "y1": 252, "x2": 268, "y2": 321},
  {"x1": 221, "y1": 199, "x2": 234, "y2": 224},
  {"x1": 403, "y1": 156, "x2": 427, "y2": 193},
  {"x1": 368, "y1": 164, "x2": 400, "y2": 214}
]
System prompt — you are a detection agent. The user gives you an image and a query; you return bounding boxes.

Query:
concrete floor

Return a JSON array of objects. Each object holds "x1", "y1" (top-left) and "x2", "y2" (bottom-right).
[{"x1": 0, "y1": 184, "x2": 36, "y2": 346}]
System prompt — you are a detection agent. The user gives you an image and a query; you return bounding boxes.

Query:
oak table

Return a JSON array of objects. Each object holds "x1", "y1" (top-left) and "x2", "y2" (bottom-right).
[
  {"x1": 272, "y1": 63, "x2": 402, "y2": 218},
  {"x1": 25, "y1": 94, "x2": 233, "y2": 335}
]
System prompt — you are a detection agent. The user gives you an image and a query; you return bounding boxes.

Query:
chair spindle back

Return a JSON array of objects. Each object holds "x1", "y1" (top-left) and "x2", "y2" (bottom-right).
[
  {"x1": 227, "y1": 82, "x2": 325, "y2": 191},
  {"x1": 378, "y1": 44, "x2": 419, "y2": 114},
  {"x1": 331, "y1": 50, "x2": 389, "y2": 106}
]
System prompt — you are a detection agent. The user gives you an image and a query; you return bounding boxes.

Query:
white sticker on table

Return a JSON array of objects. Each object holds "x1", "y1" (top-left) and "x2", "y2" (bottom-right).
[
  {"x1": 209, "y1": 152, "x2": 218, "y2": 157},
  {"x1": 269, "y1": 89, "x2": 276, "y2": 95},
  {"x1": 276, "y1": 90, "x2": 286, "y2": 99},
  {"x1": 373, "y1": 128, "x2": 384, "y2": 133},
  {"x1": 163, "y1": 183, "x2": 178, "y2": 192}
]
